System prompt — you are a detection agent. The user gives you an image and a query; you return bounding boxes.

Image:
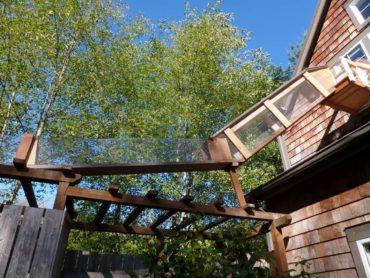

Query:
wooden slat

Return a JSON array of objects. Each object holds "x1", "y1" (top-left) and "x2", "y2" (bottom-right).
[
  {"x1": 124, "y1": 190, "x2": 158, "y2": 227},
  {"x1": 303, "y1": 72, "x2": 331, "y2": 97},
  {"x1": 173, "y1": 216, "x2": 198, "y2": 232},
  {"x1": 65, "y1": 186, "x2": 285, "y2": 221},
  {"x1": 29, "y1": 160, "x2": 238, "y2": 176},
  {"x1": 93, "y1": 185, "x2": 120, "y2": 225},
  {"x1": 0, "y1": 205, "x2": 23, "y2": 277},
  {"x1": 151, "y1": 196, "x2": 193, "y2": 229},
  {"x1": 0, "y1": 163, "x2": 82, "y2": 184},
  {"x1": 199, "y1": 217, "x2": 230, "y2": 233},
  {"x1": 29, "y1": 209, "x2": 68, "y2": 277},
  {"x1": 20, "y1": 179, "x2": 38, "y2": 207},
  {"x1": 151, "y1": 210, "x2": 177, "y2": 229},
  {"x1": 224, "y1": 128, "x2": 252, "y2": 159},
  {"x1": 263, "y1": 99, "x2": 291, "y2": 128},
  {"x1": 13, "y1": 133, "x2": 35, "y2": 168},
  {"x1": 6, "y1": 207, "x2": 44, "y2": 277}
]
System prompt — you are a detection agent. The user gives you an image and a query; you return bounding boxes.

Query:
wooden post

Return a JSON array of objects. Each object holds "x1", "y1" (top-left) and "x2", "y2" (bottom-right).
[
  {"x1": 54, "y1": 181, "x2": 70, "y2": 210},
  {"x1": 228, "y1": 169, "x2": 248, "y2": 208},
  {"x1": 270, "y1": 223, "x2": 288, "y2": 276},
  {"x1": 13, "y1": 133, "x2": 35, "y2": 168},
  {"x1": 20, "y1": 179, "x2": 38, "y2": 208}
]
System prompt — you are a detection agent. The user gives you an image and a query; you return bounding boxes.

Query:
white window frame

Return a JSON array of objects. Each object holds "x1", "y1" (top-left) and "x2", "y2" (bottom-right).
[
  {"x1": 346, "y1": 40, "x2": 370, "y2": 61},
  {"x1": 356, "y1": 238, "x2": 370, "y2": 277},
  {"x1": 345, "y1": 0, "x2": 370, "y2": 30}
]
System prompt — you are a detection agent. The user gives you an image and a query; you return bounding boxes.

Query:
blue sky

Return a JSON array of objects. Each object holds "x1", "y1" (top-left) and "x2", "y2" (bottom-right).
[{"x1": 125, "y1": 0, "x2": 318, "y2": 67}]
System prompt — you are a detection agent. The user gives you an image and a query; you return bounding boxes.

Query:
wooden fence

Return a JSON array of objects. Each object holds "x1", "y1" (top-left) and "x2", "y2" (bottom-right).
[
  {"x1": 61, "y1": 250, "x2": 150, "y2": 277},
  {"x1": 0, "y1": 205, "x2": 69, "y2": 278}
]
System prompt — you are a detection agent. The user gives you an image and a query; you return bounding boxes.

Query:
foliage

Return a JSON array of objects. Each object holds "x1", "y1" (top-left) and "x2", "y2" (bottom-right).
[{"x1": 1, "y1": 0, "x2": 295, "y2": 275}]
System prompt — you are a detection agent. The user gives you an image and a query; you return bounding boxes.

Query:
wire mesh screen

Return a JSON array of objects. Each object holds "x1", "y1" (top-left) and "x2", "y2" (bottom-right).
[
  {"x1": 36, "y1": 137, "x2": 207, "y2": 165},
  {"x1": 0, "y1": 135, "x2": 22, "y2": 164}
]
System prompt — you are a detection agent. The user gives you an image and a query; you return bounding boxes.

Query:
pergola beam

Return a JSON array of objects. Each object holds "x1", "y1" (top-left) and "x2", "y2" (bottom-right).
[
  {"x1": 29, "y1": 160, "x2": 239, "y2": 176},
  {"x1": 20, "y1": 179, "x2": 38, "y2": 208},
  {"x1": 65, "y1": 186, "x2": 285, "y2": 221},
  {"x1": 123, "y1": 190, "x2": 158, "y2": 227},
  {"x1": 93, "y1": 185, "x2": 120, "y2": 225},
  {"x1": 0, "y1": 163, "x2": 81, "y2": 184}
]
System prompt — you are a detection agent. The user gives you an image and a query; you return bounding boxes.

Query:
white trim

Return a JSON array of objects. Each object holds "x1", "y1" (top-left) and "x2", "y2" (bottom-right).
[
  {"x1": 356, "y1": 238, "x2": 370, "y2": 277},
  {"x1": 345, "y1": 0, "x2": 370, "y2": 30}
]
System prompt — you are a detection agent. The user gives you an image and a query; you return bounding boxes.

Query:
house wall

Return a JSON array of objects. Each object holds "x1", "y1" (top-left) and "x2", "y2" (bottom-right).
[
  {"x1": 283, "y1": 0, "x2": 361, "y2": 166},
  {"x1": 281, "y1": 181, "x2": 370, "y2": 277}
]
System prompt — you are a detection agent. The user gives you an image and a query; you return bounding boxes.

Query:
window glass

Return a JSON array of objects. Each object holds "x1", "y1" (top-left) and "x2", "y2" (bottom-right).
[
  {"x1": 346, "y1": 44, "x2": 368, "y2": 61},
  {"x1": 363, "y1": 241, "x2": 370, "y2": 267},
  {"x1": 356, "y1": 0, "x2": 370, "y2": 21}
]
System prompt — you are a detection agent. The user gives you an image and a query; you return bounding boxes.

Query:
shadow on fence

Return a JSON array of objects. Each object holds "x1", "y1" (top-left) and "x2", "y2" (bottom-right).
[{"x1": 61, "y1": 250, "x2": 150, "y2": 277}]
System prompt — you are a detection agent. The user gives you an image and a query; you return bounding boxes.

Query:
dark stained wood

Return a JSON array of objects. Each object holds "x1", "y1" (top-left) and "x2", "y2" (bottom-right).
[
  {"x1": 0, "y1": 163, "x2": 82, "y2": 184},
  {"x1": 72, "y1": 221, "x2": 173, "y2": 236},
  {"x1": 228, "y1": 169, "x2": 248, "y2": 208},
  {"x1": 20, "y1": 179, "x2": 38, "y2": 207},
  {"x1": 151, "y1": 210, "x2": 177, "y2": 229},
  {"x1": 199, "y1": 217, "x2": 230, "y2": 233},
  {"x1": 54, "y1": 181, "x2": 70, "y2": 210},
  {"x1": 6, "y1": 206, "x2": 44, "y2": 277},
  {"x1": 123, "y1": 190, "x2": 158, "y2": 227},
  {"x1": 93, "y1": 185, "x2": 121, "y2": 225},
  {"x1": 173, "y1": 216, "x2": 198, "y2": 232},
  {"x1": 13, "y1": 133, "x2": 35, "y2": 168},
  {"x1": 65, "y1": 186, "x2": 286, "y2": 221},
  {"x1": 29, "y1": 160, "x2": 238, "y2": 175},
  {"x1": 0, "y1": 205, "x2": 23, "y2": 277}
]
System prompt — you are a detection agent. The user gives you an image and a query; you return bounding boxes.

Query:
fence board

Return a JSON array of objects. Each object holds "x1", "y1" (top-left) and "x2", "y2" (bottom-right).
[
  {"x1": 0, "y1": 205, "x2": 23, "y2": 277},
  {"x1": 29, "y1": 209, "x2": 66, "y2": 277},
  {"x1": 6, "y1": 206, "x2": 44, "y2": 277}
]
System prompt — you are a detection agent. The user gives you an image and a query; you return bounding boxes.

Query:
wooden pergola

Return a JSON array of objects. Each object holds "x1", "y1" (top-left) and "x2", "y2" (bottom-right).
[
  {"x1": 0, "y1": 133, "x2": 292, "y2": 274},
  {"x1": 4, "y1": 59, "x2": 368, "y2": 274}
]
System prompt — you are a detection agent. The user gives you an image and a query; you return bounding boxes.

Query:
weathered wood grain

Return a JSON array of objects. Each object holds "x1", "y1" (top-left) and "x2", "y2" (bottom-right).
[
  {"x1": 0, "y1": 205, "x2": 23, "y2": 277},
  {"x1": 6, "y1": 206, "x2": 44, "y2": 277},
  {"x1": 29, "y1": 209, "x2": 67, "y2": 277}
]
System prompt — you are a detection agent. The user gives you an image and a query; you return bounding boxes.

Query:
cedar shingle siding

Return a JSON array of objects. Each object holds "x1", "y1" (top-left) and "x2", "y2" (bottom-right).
[
  {"x1": 283, "y1": 182, "x2": 370, "y2": 277},
  {"x1": 284, "y1": 0, "x2": 359, "y2": 166}
]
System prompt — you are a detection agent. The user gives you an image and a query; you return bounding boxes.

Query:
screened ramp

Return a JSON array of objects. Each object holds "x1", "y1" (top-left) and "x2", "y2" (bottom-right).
[{"x1": 212, "y1": 58, "x2": 370, "y2": 161}]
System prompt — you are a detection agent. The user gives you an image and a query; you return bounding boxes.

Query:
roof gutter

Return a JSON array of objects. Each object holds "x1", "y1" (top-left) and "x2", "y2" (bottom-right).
[{"x1": 247, "y1": 120, "x2": 370, "y2": 201}]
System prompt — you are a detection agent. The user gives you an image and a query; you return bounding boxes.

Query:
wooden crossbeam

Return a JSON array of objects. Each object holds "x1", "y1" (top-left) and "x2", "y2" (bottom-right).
[
  {"x1": 212, "y1": 198, "x2": 224, "y2": 209},
  {"x1": 123, "y1": 190, "x2": 158, "y2": 227},
  {"x1": 65, "y1": 186, "x2": 285, "y2": 221},
  {"x1": 228, "y1": 169, "x2": 248, "y2": 208},
  {"x1": 29, "y1": 160, "x2": 238, "y2": 176},
  {"x1": 151, "y1": 195, "x2": 194, "y2": 229},
  {"x1": 199, "y1": 217, "x2": 230, "y2": 233},
  {"x1": 20, "y1": 179, "x2": 38, "y2": 208},
  {"x1": 173, "y1": 215, "x2": 198, "y2": 232},
  {"x1": 93, "y1": 185, "x2": 120, "y2": 225},
  {"x1": 0, "y1": 164, "x2": 82, "y2": 184}
]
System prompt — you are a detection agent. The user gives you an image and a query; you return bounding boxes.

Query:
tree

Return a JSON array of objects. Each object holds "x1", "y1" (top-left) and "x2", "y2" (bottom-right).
[{"x1": 1, "y1": 1, "x2": 287, "y2": 275}]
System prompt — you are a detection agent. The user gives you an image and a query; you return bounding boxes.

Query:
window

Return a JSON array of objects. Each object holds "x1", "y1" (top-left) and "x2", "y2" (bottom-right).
[
  {"x1": 357, "y1": 238, "x2": 370, "y2": 277},
  {"x1": 345, "y1": 222, "x2": 370, "y2": 278},
  {"x1": 346, "y1": 43, "x2": 369, "y2": 61},
  {"x1": 346, "y1": 0, "x2": 370, "y2": 29}
]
